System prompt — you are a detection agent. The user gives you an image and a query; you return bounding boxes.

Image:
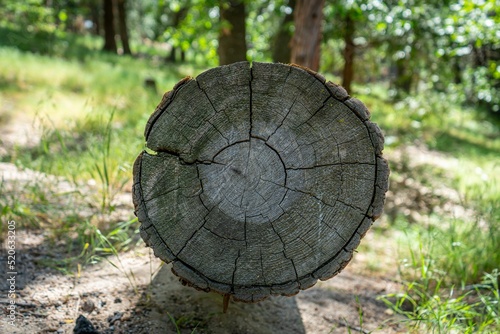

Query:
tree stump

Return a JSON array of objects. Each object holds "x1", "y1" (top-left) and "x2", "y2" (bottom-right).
[{"x1": 133, "y1": 62, "x2": 389, "y2": 302}]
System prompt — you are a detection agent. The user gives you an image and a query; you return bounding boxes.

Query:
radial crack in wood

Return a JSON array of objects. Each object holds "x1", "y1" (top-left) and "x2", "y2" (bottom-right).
[{"x1": 133, "y1": 61, "x2": 390, "y2": 302}]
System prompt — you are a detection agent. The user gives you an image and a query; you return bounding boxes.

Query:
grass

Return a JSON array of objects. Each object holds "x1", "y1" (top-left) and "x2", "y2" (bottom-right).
[
  {"x1": 0, "y1": 29, "x2": 206, "y2": 278},
  {"x1": 0, "y1": 42, "x2": 204, "y2": 211},
  {"x1": 0, "y1": 26, "x2": 499, "y2": 333},
  {"x1": 361, "y1": 90, "x2": 500, "y2": 332},
  {"x1": 349, "y1": 81, "x2": 500, "y2": 332}
]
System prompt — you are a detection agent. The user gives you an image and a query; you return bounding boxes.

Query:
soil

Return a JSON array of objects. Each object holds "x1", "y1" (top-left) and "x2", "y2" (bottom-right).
[
  {"x1": 1, "y1": 227, "x2": 406, "y2": 334},
  {"x1": 1, "y1": 116, "x2": 460, "y2": 334}
]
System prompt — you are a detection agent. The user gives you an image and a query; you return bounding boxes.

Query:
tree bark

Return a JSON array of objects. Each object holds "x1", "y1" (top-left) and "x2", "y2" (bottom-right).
[
  {"x1": 290, "y1": 0, "x2": 325, "y2": 71},
  {"x1": 102, "y1": 0, "x2": 117, "y2": 53},
  {"x1": 342, "y1": 14, "x2": 355, "y2": 94},
  {"x1": 272, "y1": 0, "x2": 296, "y2": 63},
  {"x1": 116, "y1": 0, "x2": 131, "y2": 55},
  {"x1": 218, "y1": 0, "x2": 247, "y2": 65},
  {"x1": 89, "y1": 0, "x2": 102, "y2": 36}
]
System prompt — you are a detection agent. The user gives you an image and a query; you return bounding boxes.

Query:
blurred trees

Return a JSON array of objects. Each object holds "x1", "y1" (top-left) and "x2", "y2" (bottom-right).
[
  {"x1": 165, "y1": 4, "x2": 189, "y2": 62},
  {"x1": 271, "y1": 0, "x2": 295, "y2": 63},
  {"x1": 102, "y1": 0, "x2": 130, "y2": 54},
  {"x1": 290, "y1": 0, "x2": 324, "y2": 71},
  {"x1": 218, "y1": 0, "x2": 247, "y2": 65},
  {"x1": 116, "y1": 0, "x2": 131, "y2": 55},
  {"x1": 102, "y1": 0, "x2": 116, "y2": 52},
  {"x1": 0, "y1": 0, "x2": 498, "y2": 114}
]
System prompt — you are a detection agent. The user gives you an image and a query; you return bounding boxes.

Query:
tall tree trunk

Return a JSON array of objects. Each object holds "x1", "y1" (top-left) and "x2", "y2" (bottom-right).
[
  {"x1": 342, "y1": 14, "x2": 355, "y2": 94},
  {"x1": 218, "y1": 0, "x2": 247, "y2": 65},
  {"x1": 272, "y1": 0, "x2": 296, "y2": 63},
  {"x1": 168, "y1": 47, "x2": 177, "y2": 62},
  {"x1": 165, "y1": 7, "x2": 189, "y2": 63},
  {"x1": 90, "y1": 0, "x2": 101, "y2": 36},
  {"x1": 452, "y1": 56, "x2": 462, "y2": 84},
  {"x1": 102, "y1": 0, "x2": 117, "y2": 53},
  {"x1": 393, "y1": 58, "x2": 412, "y2": 96},
  {"x1": 116, "y1": 0, "x2": 131, "y2": 55},
  {"x1": 290, "y1": 0, "x2": 325, "y2": 71}
]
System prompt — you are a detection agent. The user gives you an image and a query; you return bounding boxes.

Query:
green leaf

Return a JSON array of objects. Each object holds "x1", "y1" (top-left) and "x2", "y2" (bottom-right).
[{"x1": 58, "y1": 10, "x2": 67, "y2": 22}]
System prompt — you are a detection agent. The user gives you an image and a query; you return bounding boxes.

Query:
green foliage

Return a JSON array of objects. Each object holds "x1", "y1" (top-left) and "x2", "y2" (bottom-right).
[
  {"x1": 0, "y1": 0, "x2": 56, "y2": 31},
  {"x1": 246, "y1": 0, "x2": 291, "y2": 61},
  {"x1": 358, "y1": 83, "x2": 500, "y2": 333},
  {"x1": 0, "y1": 43, "x2": 196, "y2": 278},
  {"x1": 1, "y1": 0, "x2": 498, "y2": 113},
  {"x1": 322, "y1": 0, "x2": 500, "y2": 114},
  {"x1": 381, "y1": 231, "x2": 500, "y2": 333},
  {"x1": 162, "y1": 0, "x2": 219, "y2": 65},
  {"x1": 0, "y1": 24, "x2": 101, "y2": 58}
]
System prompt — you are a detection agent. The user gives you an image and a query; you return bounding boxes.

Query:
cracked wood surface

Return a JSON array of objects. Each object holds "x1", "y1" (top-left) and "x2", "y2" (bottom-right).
[{"x1": 133, "y1": 62, "x2": 389, "y2": 302}]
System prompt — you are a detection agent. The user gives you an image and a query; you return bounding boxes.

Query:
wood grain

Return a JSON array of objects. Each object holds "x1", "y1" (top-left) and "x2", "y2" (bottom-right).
[{"x1": 133, "y1": 61, "x2": 390, "y2": 302}]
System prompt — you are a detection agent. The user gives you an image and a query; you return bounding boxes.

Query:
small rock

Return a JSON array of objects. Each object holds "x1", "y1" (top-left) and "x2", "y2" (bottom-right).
[
  {"x1": 73, "y1": 314, "x2": 99, "y2": 334},
  {"x1": 114, "y1": 297, "x2": 122, "y2": 304},
  {"x1": 81, "y1": 300, "x2": 95, "y2": 313},
  {"x1": 107, "y1": 311, "x2": 123, "y2": 325},
  {"x1": 120, "y1": 313, "x2": 130, "y2": 322}
]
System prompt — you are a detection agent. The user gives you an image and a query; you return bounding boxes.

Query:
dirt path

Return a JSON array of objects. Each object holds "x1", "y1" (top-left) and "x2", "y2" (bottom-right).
[{"x1": 1, "y1": 227, "x2": 406, "y2": 334}]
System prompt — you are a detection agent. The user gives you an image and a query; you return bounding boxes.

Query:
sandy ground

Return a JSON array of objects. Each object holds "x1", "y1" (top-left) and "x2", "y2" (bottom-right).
[
  {"x1": 1, "y1": 114, "x2": 459, "y2": 333},
  {"x1": 1, "y1": 228, "x2": 406, "y2": 334}
]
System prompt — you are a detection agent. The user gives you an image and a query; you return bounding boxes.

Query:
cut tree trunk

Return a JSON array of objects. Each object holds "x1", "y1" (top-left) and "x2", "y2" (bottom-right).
[
  {"x1": 133, "y1": 62, "x2": 389, "y2": 303},
  {"x1": 290, "y1": 0, "x2": 325, "y2": 71}
]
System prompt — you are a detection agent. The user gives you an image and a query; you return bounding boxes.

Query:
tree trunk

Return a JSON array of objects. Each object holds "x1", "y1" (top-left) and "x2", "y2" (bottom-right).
[
  {"x1": 102, "y1": 0, "x2": 117, "y2": 53},
  {"x1": 218, "y1": 0, "x2": 247, "y2": 65},
  {"x1": 342, "y1": 14, "x2": 355, "y2": 94},
  {"x1": 90, "y1": 0, "x2": 101, "y2": 36},
  {"x1": 133, "y1": 62, "x2": 389, "y2": 303},
  {"x1": 290, "y1": 0, "x2": 325, "y2": 71},
  {"x1": 272, "y1": 0, "x2": 296, "y2": 63},
  {"x1": 394, "y1": 58, "x2": 412, "y2": 96},
  {"x1": 168, "y1": 47, "x2": 177, "y2": 62},
  {"x1": 165, "y1": 7, "x2": 189, "y2": 63},
  {"x1": 452, "y1": 57, "x2": 462, "y2": 84},
  {"x1": 116, "y1": 0, "x2": 131, "y2": 55}
]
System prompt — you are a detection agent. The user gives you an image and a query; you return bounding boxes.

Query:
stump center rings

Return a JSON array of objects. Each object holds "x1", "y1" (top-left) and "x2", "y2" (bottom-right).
[{"x1": 199, "y1": 138, "x2": 288, "y2": 223}]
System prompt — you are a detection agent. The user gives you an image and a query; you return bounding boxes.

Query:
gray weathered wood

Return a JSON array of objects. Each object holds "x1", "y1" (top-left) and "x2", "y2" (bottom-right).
[{"x1": 133, "y1": 62, "x2": 390, "y2": 302}]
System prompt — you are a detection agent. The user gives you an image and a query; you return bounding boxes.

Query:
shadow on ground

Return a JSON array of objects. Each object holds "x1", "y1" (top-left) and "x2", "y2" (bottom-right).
[
  {"x1": 119, "y1": 260, "x2": 406, "y2": 334},
  {"x1": 126, "y1": 265, "x2": 306, "y2": 334}
]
